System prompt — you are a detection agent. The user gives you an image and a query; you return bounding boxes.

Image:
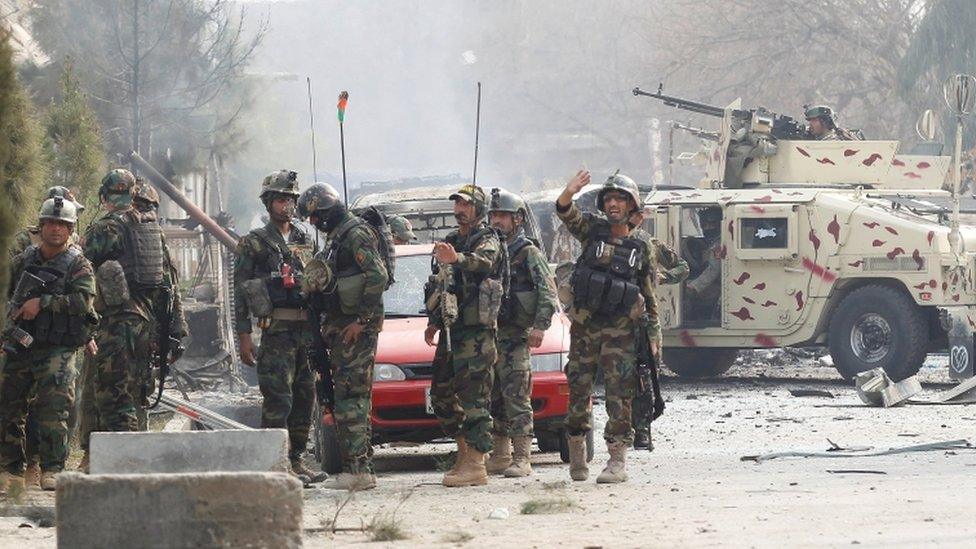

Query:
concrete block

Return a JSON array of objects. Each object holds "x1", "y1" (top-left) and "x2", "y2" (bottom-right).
[
  {"x1": 854, "y1": 368, "x2": 921, "y2": 407},
  {"x1": 90, "y1": 429, "x2": 289, "y2": 474},
  {"x1": 56, "y1": 472, "x2": 302, "y2": 549}
]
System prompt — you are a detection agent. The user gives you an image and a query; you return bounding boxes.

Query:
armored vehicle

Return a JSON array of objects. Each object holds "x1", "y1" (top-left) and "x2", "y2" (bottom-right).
[{"x1": 638, "y1": 89, "x2": 976, "y2": 381}]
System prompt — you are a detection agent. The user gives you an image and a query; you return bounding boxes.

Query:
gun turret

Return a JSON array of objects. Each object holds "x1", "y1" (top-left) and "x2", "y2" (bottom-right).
[{"x1": 634, "y1": 84, "x2": 807, "y2": 140}]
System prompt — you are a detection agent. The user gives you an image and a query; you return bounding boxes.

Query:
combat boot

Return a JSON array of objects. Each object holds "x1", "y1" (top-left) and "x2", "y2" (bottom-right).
[
  {"x1": 40, "y1": 471, "x2": 58, "y2": 491},
  {"x1": 24, "y1": 461, "x2": 41, "y2": 489},
  {"x1": 596, "y1": 441, "x2": 629, "y2": 484},
  {"x1": 443, "y1": 448, "x2": 488, "y2": 487},
  {"x1": 0, "y1": 472, "x2": 25, "y2": 494},
  {"x1": 323, "y1": 472, "x2": 377, "y2": 491},
  {"x1": 447, "y1": 436, "x2": 468, "y2": 476},
  {"x1": 503, "y1": 436, "x2": 533, "y2": 478},
  {"x1": 291, "y1": 457, "x2": 329, "y2": 484},
  {"x1": 485, "y1": 435, "x2": 512, "y2": 475},
  {"x1": 568, "y1": 434, "x2": 589, "y2": 481},
  {"x1": 633, "y1": 430, "x2": 650, "y2": 450}
]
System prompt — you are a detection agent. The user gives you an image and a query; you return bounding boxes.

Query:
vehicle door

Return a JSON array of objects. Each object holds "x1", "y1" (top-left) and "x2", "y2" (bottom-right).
[{"x1": 654, "y1": 205, "x2": 684, "y2": 328}]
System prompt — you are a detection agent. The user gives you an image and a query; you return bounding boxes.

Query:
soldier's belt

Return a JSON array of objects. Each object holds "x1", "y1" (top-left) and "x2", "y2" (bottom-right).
[{"x1": 270, "y1": 308, "x2": 308, "y2": 321}]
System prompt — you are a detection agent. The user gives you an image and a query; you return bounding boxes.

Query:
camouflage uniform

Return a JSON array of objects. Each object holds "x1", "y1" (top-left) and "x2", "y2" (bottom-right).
[
  {"x1": 632, "y1": 234, "x2": 687, "y2": 436},
  {"x1": 429, "y1": 224, "x2": 502, "y2": 454},
  {"x1": 557, "y1": 201, "x2": 660, "y2": 446},
  {"x1": 84, "y1": 208, "x2": 187, "y2": 435},
  {"x1": 491, "y1": 230, "x2": 557, "y2": 438},
  {"x1": 0, "y1": 246, "x2": 96, "y2": 475},
  {"x1": 233, "y1": 221, "x2": 316, "y2": 462},
  {"x1": 317, "y1": 210, "x2": 388, "y2": 473}
]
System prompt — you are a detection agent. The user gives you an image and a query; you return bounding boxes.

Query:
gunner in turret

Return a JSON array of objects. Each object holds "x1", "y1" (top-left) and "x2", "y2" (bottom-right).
[{"x1": 804, "y1": 105, "x2": 861, "y2": 141}]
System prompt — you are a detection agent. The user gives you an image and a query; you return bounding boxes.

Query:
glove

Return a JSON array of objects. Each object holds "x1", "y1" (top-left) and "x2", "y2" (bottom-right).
[{"x1": 168, "y1": 337, "x2": 186, "y2": 363}]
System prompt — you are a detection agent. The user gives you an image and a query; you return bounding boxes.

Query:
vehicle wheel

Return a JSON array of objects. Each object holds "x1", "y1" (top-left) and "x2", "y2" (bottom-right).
[
  {"x1": 558, "y1": 429, "x2": 595, "y2": 463},
  {"x1": 828, "y1": 284, "x2": 927, "y2": 381},
  {"x1": 314, "y1": 414, "x2": 343, "y2": 475},
  {"x1": 536, "y1": 430, "x2": 561, "y2": 453},
  {"x1": 663, "y1": 348, "x2": 738, "y2": 378}
]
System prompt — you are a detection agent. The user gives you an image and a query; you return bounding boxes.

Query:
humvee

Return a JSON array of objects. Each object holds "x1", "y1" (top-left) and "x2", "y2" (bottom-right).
[{"x1": 640, "y1": 92, "x2": 976, "y2": 382}]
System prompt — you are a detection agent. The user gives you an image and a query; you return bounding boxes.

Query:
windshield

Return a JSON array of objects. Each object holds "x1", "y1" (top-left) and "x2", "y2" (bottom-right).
[{"x1": 385, "y1": 253, "x2": 432, "y2": 317}]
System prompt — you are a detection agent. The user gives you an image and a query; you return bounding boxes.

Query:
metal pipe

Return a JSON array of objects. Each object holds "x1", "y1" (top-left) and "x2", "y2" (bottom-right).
[{"x1": 127, "y1": 151, "x2": 239, "y2": 251}]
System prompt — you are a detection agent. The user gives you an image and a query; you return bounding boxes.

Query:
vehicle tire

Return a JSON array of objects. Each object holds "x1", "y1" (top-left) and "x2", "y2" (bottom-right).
[
  {"x1": 536, "y1": 430, "x2": 561, "y2": 453},
  {"x1": 828, "y1": 284, "x2": 927, "y2": 382},
  {"x1": 663, "y1": 348, "x2": 738, "y2": 378},
  {"x1": 314, "y1": 415, "x2": 343, "y2": 475},
  {"x1": 558, "y1": 429, "x2": 595, "y2": 463}
]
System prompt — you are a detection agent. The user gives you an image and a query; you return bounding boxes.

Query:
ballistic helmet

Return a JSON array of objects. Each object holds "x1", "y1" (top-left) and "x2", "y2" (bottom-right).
[
  {"x1": 99, "y1": 168, "x2": 136, "y2": 207},
  {"x1": 297, "y1": 182, "x2": 343, "y2": 219},
  {"x1": 488, "y1": 188, "x2": 528, "y2": 221},
  {"x1": 260, "y1": 170, "x2": 301, "y2": 200},
  {"x1": 596, "y1": 172, "x2": 642, "y2": 214},
  {"x1": 46, "y1": 186, "x2": 85, "y2": 212},
  {"x1": 38, "y1": 196, "x2": 79, "y2": 224}
]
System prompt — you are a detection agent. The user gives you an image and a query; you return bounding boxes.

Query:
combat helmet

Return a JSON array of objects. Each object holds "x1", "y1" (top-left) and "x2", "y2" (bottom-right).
[
  {"x1": 297, "y1": 182, "x2": 343, "y2": 219},
  {"x1": 132, "y1": 179, "x2": 160, "y2": 212},
  {"x1": 804, "y1": 105, "x2": 835, "y2": 124},
  {"x1": 488, "y1": 188, "x2": 528, "y2": 222},
  {"x1": 38, "y1": 196, "x2": 79, "y2": 225},
  {"x1": 47, "y1": 186, "x2": 85, "y2": 212},
  {"x1": 596, "y1": 171, "x2": 642, "y2": 214},
  {"x1": 99, "y1": 168, "x2": 136, "y2": 207},
  {"x1": 449, "y1": 184, "x2": 488, "y2": 217},
  {"x1": 260, "y1": 170, "x2": 301, "y2": 201}
]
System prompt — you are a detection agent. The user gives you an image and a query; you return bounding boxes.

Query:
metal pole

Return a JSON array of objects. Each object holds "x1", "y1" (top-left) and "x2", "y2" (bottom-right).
[
  {"x1": 128, "y1": 151, "x2": 239, "y2": 251},
  {"x1": 307, "y1": 77, "x2": 318, "y2": 182},
  {"x1": 473, "y1": 82, "x2": 482, "y2": 185},
  {"x1": 339, "y1": 121, "x2": 347, "y2": 205}
]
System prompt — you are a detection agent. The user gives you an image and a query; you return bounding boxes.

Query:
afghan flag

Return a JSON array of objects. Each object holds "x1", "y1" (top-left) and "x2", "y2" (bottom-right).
[{"x1": 337, "y1": 91, "x2": 349, "y2": 123}]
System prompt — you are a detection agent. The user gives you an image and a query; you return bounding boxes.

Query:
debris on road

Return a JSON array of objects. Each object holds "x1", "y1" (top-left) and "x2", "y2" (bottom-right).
[
  {"x1": 789, "y1": 388, "x2": 835, "y2": 398},
  {"x1": 854, "y1": 368, "x2": 921, "y2": 407},
  {"x1": 826, "y1": 470, "x2": 888, "y2": 475},
  {"x1": 741, "y1": 439, "x2": 972, "y2": 463},
  {"x1": 909, "y1": 375, "x2": 976, "y2": 405}
]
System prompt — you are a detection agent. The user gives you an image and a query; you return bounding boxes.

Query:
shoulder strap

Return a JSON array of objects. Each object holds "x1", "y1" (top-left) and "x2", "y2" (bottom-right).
[{"x1": 253, "y1": 227, "x2": 292, "y2": 261}]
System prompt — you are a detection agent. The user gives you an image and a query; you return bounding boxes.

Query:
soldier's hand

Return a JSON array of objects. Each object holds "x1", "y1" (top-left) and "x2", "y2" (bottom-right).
[
  {"x1": 85, "y1": 339, "x2": 98, "y2": 358},
  {"x1": 424, "y1": 325, "x2": 439, "y2": 347},
  {"x1": 239, "y1": 333, "x2": 257, "y2": 367},
  {"x1": 14, "y1": 297, "x2": 41, "y2": 321},
  {"x1": 566, "y1": 169, "x2": 590, "y2": 195},
  {"x1": 527, "y1": 328, "x2": 545, "y2": 348},
  {"x1": 340, "y1": 321, "x2": 365, "y2": 345},
  {"x1": 433, "y1": 242, "x2": 459, "y2": 264}
]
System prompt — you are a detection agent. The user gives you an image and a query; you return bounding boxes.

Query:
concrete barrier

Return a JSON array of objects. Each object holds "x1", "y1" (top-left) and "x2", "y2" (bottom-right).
[
  {"x1": 90, "y1": 429, "x2": 289, "y2": 474},
  {"x1": 56, "y1": 472, "x2": 303, "y2": 549}
]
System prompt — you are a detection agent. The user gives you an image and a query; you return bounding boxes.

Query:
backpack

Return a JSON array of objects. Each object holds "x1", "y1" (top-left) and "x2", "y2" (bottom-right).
[{"x1": 355, "y1": 206, "x2": 397, "y2": 288}]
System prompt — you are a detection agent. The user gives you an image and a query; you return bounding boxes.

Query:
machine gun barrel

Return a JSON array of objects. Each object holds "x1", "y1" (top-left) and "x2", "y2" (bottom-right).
[{"x1": 633, "y1": 85, "x2": 748, "y2": 119}]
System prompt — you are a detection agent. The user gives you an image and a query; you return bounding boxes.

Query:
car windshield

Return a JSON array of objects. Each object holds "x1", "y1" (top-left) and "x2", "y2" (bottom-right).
[{"x1": 385, "y1": 253, "x2": 432, "y2": 317}]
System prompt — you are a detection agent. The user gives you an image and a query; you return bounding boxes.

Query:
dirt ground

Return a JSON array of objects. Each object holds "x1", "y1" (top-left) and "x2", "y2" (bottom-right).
[{"x1": 3, "y1": 353, "x2": 975, "y2": 548}]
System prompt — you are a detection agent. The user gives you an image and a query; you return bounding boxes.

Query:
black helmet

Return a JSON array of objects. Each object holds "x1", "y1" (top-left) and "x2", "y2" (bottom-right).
[
  {"x1": 596, "y1": 172, "x2": 642, "y2": 214},
  {"x1": 298, "y1": 182, "x2": 343, "y2": 219}
]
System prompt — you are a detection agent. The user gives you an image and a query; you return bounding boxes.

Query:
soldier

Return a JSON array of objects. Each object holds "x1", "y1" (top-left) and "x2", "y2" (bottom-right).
[
  {"x1": 485, "y1": 189, "x2": 558, "y2": 478},
  {"x1": 685, "y1": 207, "x2": 722, "y2": 321},
  {"x1": 388, "y1": 215, "x2": 419, "y2": 245},
  {"x1": 0, "y1": 197, "x2": 96, "y2": 492},
  {"x1": 557, "y1": 169, "x2": 660, "y2": 484},
  {"x1": 804, "y1": 105, "x2": 861, "y2": 141},
  {"x1": 6, "y1": 186, "x2": 88, "y2": 485},
  {"x1": 425, "y1": 184, "x2": 503, "y2": 487},
  {"x1": 628, "y1": 210, "x2": 689, "y2": 449},
  {"x1": 234, "y1": 170, "x2": 322, "y2": 483},
  {"x1": 131, "y1": 178, "x2": 160, "y2": 214},
  {"x1": 83, "y1": 169, "x2": 187, "y2": 467},
  {"x1": 297, "y1": 183, "x2": 388, "y2": 490}
]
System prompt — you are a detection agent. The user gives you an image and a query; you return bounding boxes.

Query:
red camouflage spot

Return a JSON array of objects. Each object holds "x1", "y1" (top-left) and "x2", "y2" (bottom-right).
[
  {"x1": 891, "y1": 157, "x2": 905, "y2": 167},
  {"x1": 927, "y1": 231, "x2": 935, "y2": 246},
  {"x1": 796, "y1": 146, "x2": 811, "y2": 157},
  {"x1": 817, "y1": 157, "x2": 836, "y2": 165},
  {"x1": 904, "y1": 172, "x2": 922, "y2": 179},
  {"x1": 912, "y1": 249, "x2": 923, "y2": 271},
  {"x1": 863, "y1": 153, "x2": 883, "y2": 166},
  {"x1": 679, "y1": 330, "x2": 698, "y2": 347},
  {"x1": 753, "y1": 282, "x2": 766, "y2": 290},
  {"x1": 754, "y1": 334, "x2": 777, "y2": 347},
  {"x1": 844, "y1": 149, "x2": 859, "y2": 157},
  {"x1": 802, "y1": 257, "x2": 838, "y2": 282},
  {"x1": 750, "y1": 205, "x2": 766, "y2": 214},
  {"x1": 917, "y1": 161, "x2": 931, "y2": 169},
  {"x1": 728, "y1": 219, "x2": 734, "y2": 236},
  {"x1": 731, "y1": 307, "x2": 754, "y2": 321},
  {"x1": 872, "y1": 239, "x2": 886, "y2": 247},
  {"x1": 809, "y1": 229, "x2": 821, "y2": 251},
  {"x1": 885, "y1": 226, "x2": 899, "y2": 235},
  {"x1": 795, "y1": 291, "x2": 805, "y2": 311},
  {"x1": 733, "y1": 272, "x2": 751, "y2": 285},
  {"x1": 754, "y1": 195, "x2": 773, "y2": 203},
  {"x1": 743, "y1": 296, "x2": 756, "y2": 304},
  {"x1": 827, "y1": 215, "x2": 841, "y2": 243},
  {"x1": 953, "y1": 294, "x2": 961, "y2": 302},
  {"x1": 913, "y1": 282, "x2": 928, "y2": 290},
  {"x1": 886, "y1": 247, "x2": 905, "y2": 259},
  {"x1": 863, "y1": 221, "x2": 880, "y2": 229},
  {"x1": 718, "y1": 245, "x2": 728, "y2": 259},
  {"x1": 761, "y1": 300, "x2": 777, "y2": 307},
  {"x1": 848, "y1": 260, "x2": 864, "y2": 267}
]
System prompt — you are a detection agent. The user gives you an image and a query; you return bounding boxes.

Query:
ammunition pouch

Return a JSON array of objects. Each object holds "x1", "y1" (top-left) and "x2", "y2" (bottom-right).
[
  {"x1": 572, "y1": 265, "x2": 640, "y2": 319},
  {"x1": 336, "y1": 272, "x2": 366, "y2": 316},
  {"x1": 31, "y1": 306, "x2": 93, "y2": 348},
  {"x1": 504, "y1": 290, "x2": 538, "y2": 329},
  {"x1": 241, "y1": 278, "x2": 274, "y2": 318},
  {"x1": 265, "y1": 276, "x2": 305, "y2": 309},
  {"x1": 95, "y1": 260, "x2": 130, "y2": 309},
  {"x1": 1, "y1": 325, "x2": 34, "y2": 356},
  {"x1": 475, "y1": 277, "x2": 504, "y2": 328},
  {"x1": 424, "y1": 277, "x2": 439, "y2": 314}
]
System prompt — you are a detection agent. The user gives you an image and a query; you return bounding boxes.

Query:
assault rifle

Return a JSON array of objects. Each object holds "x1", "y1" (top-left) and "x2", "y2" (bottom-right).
[
  {"x1": 307, "y1": 298, "x2": 335, "y2": 413},
  {"x1": 148, "y1": 287, "x2": 183, "y2": 409},
  {"x1": 1, "y1": 268, "x2": 59, "y2": 356},
  {"x1": 634, "y1": 84, "x2": 807, "y2": 140},
  {"x1": 426, "y1": 260, "x2": 458, "y2": 352},
  {"x1": 635, "y1": 313, "x2": 664, "y2": 452}
]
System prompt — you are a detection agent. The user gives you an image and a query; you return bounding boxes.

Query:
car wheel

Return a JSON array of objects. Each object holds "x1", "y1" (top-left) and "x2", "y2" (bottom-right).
[
  {"x1": 664, "y1": 348, "x2": 738, "y2": 378},
  {"x1": 536, "y1": 430, "x2": 561, "y2": 453},
  {"x1": 828, "y1": 284, "x2": 927, "y2": 381},
  {"x1": 314, "y1": 411, "x2": 343, "y2": 475},
  {"x1": 558, "y1": 429, "x2": 594, "y2": 463}
]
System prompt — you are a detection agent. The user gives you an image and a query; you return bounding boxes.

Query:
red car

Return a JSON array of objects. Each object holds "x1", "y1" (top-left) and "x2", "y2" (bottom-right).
[{"x1": 314, "y1": 243, "x2": 593, "y2": 474}]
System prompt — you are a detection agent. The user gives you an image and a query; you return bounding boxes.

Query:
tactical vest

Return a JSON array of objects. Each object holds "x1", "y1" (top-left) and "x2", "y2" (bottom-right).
[
  {"x1": 571, "y1": 225, "x2": 646, "y2": 320},
  {"x1": 448, "y1": 226, "x2": 507, "y2": 328},
  {"x1": 252, "y1": 226, "x2": 311, "y2": 310},
  {"x1": 499, "y1": 235, "x2": 538, "y2": 329},
  {"x1": 20, "y1": 246, "x2": 92, "y2": 347},
  {"x1": 320, "y1": 216, "x2": 367, "y2": 316},
  {"x1": 116, "y1": 211, "x2": 166, "y2": 289}
]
